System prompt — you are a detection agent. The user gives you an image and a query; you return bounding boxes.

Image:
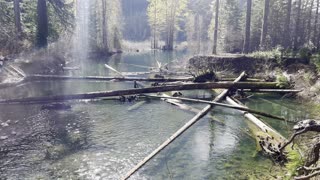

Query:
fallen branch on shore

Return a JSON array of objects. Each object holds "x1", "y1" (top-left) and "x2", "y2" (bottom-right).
[
  {"x1": 0, "y1": 81, "x2": 283, "y2": 104},
  {"x1": 144, "y1": 95, "x2": 286, "y2": 121},
  {"x1": 122, "y1": 72, "x2": 247, "y2": 180}
]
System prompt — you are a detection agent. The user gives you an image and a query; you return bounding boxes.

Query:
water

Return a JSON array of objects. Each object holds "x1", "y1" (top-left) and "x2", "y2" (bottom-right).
[{"x1": 0, "y1": 51, "x2": 312, "y2": 179}]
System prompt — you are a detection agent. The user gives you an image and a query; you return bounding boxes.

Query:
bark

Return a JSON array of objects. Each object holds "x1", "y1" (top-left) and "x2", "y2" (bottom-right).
[
  {"x1": 36, "y1": 0, "x2": 48, "y2": 48},
  {"x1": 14, "y1": 0, "x2": 22, "y2": 38},
  {"x1": 284, "y1": 0, "x2": 292, "y2": 48},
  {"x1": 122, "y1": 72, "x2": 248, "y2": 180},
  {"x1": 243, "y1": 0, "x2": 252, "y2": 54},
  {"x1": 212, "y1": 0, "x2": 219, "y2": 54},
  {"x1": 0, "y1": 81, "x2": 282, "y2": 104},
  {"x1": 260, "y1": 0, "x2": 270, "y2": 50},
  {"x1": 294, "y1": 0, "x2": 302, "y2": 50}
]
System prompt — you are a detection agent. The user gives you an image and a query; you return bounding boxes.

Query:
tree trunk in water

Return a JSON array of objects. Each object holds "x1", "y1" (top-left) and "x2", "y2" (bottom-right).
[
  {"x1": 0, "y1": 81, "x2": 283, "y2": 104},
  {"x1": 212, "y1": 0, "x2": 219, "y2": 54},
  {"x1": 243, "y1": 0, "x2": 252, "y2": 54},
  {"x1": 14, "y1": 0, "x2": 22, "y2": 38},
  {"x1": 294, "y1": 0, "x2": 302, "y2": 50},
  {"x1": 36, "y1": 0, "x2": 48, "y2": 48},
  {"x1": 260, "y1": 0, "x2": 270, "y2": 50},
  {"x1": 284, "y1": 0, "x2": 292, "y2": 48}
]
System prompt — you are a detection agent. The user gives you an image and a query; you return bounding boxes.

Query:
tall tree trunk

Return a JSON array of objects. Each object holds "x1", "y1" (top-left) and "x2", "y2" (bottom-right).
[
  {"x1": 315, "y1": 0, "x2": 320, "y2": 49},
  {"x1": 166, "y1": 0, "x2": 177, "y2": 51},
  {"x1": 101, "y1": 0, "x2": 108, "y2": 51},
  {"x1": 243, "y1": 0, "x2": 252, "y2": 54},
  {"x1": 294, "y1": 0, "x2": 302, "y2": 50},
  {"x1": 14, "y1": 0, "x2": 22, "y2": 39},
  {"x1": 260, "y1": 0, "x2": 270, "y2": 50},
  {"x1": 153, "y1": 0, "x2": 157, "y2": 49},
  {"x1": 165, "y1": 0, "x2": 169, "y2": 49},
  {"x1": 36, "y1": 0, "x2": 48, "y2": 48},
  {"x1": 307, "y1": 0, "x2": 314, "y2": 42},
  {"x1": 284, "y1": 0, "x2": 292, "y2": 48},
  {"x1": 212, "y1": 0, "x2": 219, "y2": 54}
]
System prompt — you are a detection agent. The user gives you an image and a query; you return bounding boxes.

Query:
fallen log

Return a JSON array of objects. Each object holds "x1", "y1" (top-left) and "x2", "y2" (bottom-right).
[
  {"x1": 242, "y1": 89, "x2": 302, "y2": 93},
  {"x1": 0, "y1": 81, "x2": 282, "y2": 104},
  {"x1": 122, "y1": 72, "x2": 247, "y2": 180},
  {"x1": 24, "y1": 74, "x2": 193, "y2": 82},
  {"x1": 144, "y1": 95, "x2": 286, "y2": 121},
  {"x1": 220, "y1": 77, "x2": 265, "y2": 82},
  {"x1": 225, "y1": 96, "x2": 289, "y2": 163}
]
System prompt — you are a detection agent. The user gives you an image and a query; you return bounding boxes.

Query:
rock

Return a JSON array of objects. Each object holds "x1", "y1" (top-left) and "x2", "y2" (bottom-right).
[
  {"x1": 1, "y1": 122, "x2": 9, "y2": 127},
  {"x1": 0, "y1": 136, "x2": 8, "y2": 140}
]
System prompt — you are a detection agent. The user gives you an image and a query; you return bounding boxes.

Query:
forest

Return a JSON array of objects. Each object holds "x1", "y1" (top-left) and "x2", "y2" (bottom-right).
[{"x1": 0, "y1": 0, "x2": 320, "y2": 179}]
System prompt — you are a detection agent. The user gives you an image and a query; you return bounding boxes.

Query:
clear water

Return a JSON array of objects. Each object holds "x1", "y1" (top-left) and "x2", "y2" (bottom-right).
[{"x1": 0, "y1": 51, "x2": 311, "y2": 179}]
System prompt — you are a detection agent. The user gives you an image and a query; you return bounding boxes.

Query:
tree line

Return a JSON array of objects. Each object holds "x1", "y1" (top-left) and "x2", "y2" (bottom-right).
[
  {"x1": 147, "y1": 0, "x2": 320, "y2": 54},
  {"x1": 0, "y1": 0, "x2": 122, "y2": 55}
]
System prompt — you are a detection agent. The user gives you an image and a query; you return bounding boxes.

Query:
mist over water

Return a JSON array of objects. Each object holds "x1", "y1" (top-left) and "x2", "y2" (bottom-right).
[{"x1": 72, "y1": 0, "x2": 90, "y2": 63}]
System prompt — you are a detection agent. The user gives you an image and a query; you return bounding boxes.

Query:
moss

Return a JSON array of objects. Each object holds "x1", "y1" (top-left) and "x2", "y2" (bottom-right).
[{"x1": 284, "y1": 150, "x2": 304, "y2": 180}]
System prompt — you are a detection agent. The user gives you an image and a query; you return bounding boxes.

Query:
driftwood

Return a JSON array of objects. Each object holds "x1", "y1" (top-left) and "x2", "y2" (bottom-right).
[
  {"x1": 122, "y1": 72, "x2": 248, "y2": 180},
  {"x1": 144, "y1": 95, "x2": 286, "y2": 121},
  {"x1": 0, "y1": 81, "x2": 283, "y2": 104},
  {"x1": 280, "y1": 119, "x2": 320, "y2": 152},
  {"x1": 278, "y1": 120, "x2": 320, "y2": 180}
]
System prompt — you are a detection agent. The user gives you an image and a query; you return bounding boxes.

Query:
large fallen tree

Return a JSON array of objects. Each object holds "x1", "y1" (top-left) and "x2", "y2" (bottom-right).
[{"x1": 0, "y1": 81, "x2": 283, "y2": 104}]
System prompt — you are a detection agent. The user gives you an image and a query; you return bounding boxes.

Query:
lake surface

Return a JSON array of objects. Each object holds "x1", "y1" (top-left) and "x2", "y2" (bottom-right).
[{"x1": 0, "y1": 51, "x2": 311, "y2": 179}]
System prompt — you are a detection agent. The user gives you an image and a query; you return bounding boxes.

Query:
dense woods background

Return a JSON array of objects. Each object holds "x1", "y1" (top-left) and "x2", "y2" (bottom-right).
[{"x1": 1, "y1": 0, "x2": 320, "y2": 55}]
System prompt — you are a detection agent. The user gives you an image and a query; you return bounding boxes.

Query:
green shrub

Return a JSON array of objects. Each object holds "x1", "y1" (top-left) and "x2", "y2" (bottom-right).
[{"x1": 276, "y1": 74, "x2": 291, "y2": 88}]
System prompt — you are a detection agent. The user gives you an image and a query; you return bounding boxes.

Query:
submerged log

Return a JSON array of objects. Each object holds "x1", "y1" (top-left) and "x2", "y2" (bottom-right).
[
  {"x1": 225, "y1": 96, "x2": 288, "y2": 163},
  {"x1": 0, "y1": 81, "x2": 283, "y2": 104},
  {"x1": 145, "y1": 95, "x2": 286, "y2": 121},
  {"x1": 122, "y1": 72, "x2": 248, "y2": 180}
]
